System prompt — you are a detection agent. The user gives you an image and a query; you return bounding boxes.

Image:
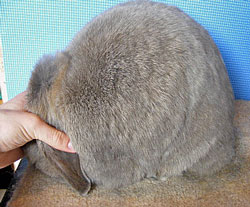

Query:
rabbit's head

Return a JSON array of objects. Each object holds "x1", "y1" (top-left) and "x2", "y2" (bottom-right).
[{"x1": 24, "y1": 52, "x2": 91, "y2": 196}]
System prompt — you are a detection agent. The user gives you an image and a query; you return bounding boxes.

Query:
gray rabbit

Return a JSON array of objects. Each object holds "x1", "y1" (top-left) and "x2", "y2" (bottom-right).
[{"x1": 23, "y1": 0, "x2": 235, "y2": 195}]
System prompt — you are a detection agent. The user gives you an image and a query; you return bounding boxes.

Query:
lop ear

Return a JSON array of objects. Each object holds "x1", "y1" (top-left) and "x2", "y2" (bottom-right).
[
  {"x1": 54, "y1": 51, "x2": 71, "y2": 71},
  {"x1": 48, "y1": 51, "x2": 72, "y2": 118},
  {"x1": 27, "y1": 52, "x2": 70, "y2": 99},
  {"x1": 39, "y1": 142, "x2": 91, "y2": 196},
  {"x1": 26, "y1": 51, "x2": 71, "y2": 117}
]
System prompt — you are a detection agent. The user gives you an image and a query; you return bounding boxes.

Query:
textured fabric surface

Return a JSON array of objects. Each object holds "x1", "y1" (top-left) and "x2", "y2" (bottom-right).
[
  {"x1": 7, "y1": 100, "x2": 250, "y2": 207},
  {"x1": 1, "y1": 0, "x2": 250, "y2": 100}
]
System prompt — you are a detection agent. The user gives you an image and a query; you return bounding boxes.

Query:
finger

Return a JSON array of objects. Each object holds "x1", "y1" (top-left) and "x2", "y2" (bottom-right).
[
  {"x1": 0, "y1": 91, "x2": 27, "y2": 111},
  {"x1": 0, "y1": 110, "x2": 36, "y2": 152},
  {"x1": 0, "y1": 148, "x2": 24, "y2": 169},
  {"x1": 33, "y1": 120, "x2": 76, "y2": 153}
]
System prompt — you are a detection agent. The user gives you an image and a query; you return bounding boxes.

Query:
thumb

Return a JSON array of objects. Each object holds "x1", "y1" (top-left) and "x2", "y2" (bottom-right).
[
  {"x1": 33, "y1": 120, "x2": 76, "y2": 153},
  {"x1": 0, "y1": 148, "x2": 24, "y2": 169}
]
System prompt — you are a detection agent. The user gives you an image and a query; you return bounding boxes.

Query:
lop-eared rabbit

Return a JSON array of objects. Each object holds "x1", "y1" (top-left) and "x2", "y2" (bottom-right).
[{"x1": 23, "y1": 0, "x2": 235, "y2": 195}]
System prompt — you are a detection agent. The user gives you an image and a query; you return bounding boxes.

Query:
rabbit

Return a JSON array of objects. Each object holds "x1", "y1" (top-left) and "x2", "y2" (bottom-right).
[{"x1": 23, "y1": 0, "x2": 235, "y2": 196}]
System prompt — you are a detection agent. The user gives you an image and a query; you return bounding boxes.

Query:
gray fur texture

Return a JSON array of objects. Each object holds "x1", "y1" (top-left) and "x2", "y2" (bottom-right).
[{"x1": 23, "y1": 0, "x2": 235, "y2": 195}]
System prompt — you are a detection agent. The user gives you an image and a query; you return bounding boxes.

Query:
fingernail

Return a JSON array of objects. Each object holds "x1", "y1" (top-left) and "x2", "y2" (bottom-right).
[{"x1": 67, "y1": 141, "x2": 76, "y2": 152}]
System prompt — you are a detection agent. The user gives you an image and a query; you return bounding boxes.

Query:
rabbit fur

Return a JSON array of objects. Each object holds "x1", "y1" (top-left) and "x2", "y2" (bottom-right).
[{"x1": 23, "y1": 0, "x2": 235, "y2": 195}]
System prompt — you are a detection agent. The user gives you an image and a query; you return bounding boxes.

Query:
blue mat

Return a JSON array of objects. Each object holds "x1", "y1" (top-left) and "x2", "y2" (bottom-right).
[{"x1": 1, "y1": 0, "x2": 250, "y2": 100}]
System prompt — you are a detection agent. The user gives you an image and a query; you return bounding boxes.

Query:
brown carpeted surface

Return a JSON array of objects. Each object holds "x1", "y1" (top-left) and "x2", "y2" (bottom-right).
[{"x1": 8, "y1": 100, "x2": 250, "y2": 207}]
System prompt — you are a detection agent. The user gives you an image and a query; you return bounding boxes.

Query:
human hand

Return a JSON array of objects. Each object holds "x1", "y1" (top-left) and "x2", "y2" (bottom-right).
[{"x1": 0, "y1": 91, "x2": 75, "y2": 169}]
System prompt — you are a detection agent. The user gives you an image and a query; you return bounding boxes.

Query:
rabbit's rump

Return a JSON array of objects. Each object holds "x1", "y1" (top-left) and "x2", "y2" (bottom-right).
[{"x1": 24, "y1": 1, "x2": 235, "y2": 195}]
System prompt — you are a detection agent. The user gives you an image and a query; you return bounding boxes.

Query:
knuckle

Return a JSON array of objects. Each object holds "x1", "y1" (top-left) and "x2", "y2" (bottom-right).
[
  {"x1": 28, "y1": 114, "x2": 46, "y2": 140},
  {"x1": 29, "y1": 113, "x2": 42, "y2": 128}
]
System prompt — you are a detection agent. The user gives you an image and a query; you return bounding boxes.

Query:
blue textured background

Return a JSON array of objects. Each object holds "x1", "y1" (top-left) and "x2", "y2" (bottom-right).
[{"x1": 1, "y1": 0, "x2": 250, "y2": 100}]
